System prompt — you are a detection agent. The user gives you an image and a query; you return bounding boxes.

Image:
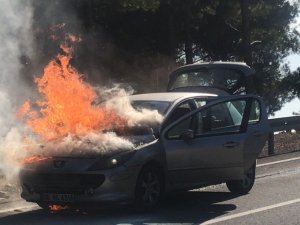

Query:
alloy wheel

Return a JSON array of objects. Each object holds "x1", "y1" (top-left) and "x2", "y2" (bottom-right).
[
  {"x1": 141, "y1": 171, "x2": 161, "y2": 205},
  {"x1": 135, "y1": 166, "x2": 163, "y2": 210}
]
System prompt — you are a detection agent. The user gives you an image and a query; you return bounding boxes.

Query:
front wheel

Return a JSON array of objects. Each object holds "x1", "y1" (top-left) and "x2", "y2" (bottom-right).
[
  {"x1": 226, "y1": 163, "x2": 256, "y2": 195},
  {"x1": 135, "y1": 166, "x2": 163, "y2": 210}
]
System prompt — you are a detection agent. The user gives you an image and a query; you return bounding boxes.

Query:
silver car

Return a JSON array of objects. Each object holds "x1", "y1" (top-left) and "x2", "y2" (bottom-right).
[{"x1": 20, "y1": 62, "x2": 270, "y2": 210}]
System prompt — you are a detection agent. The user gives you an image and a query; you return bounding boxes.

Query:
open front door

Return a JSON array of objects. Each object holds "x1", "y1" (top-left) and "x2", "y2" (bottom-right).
[{"x1": 161, "y1": 96, "x2": 252, "y2": 187}]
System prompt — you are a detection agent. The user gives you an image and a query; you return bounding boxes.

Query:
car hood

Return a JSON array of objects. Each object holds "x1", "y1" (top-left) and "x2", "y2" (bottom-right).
[
  {"x1": 24, "y1": 133, "x2": 156, "y2": 160},
  {"x1": 21, "y1": 135, "x2": 157, "y2": 173}
]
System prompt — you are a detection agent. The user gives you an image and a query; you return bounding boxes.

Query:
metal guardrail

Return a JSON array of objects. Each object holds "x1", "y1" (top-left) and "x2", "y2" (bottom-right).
[
  {"x1": 268, "y1": 116, "x2": 300, "y2": 155},
  {"x1": 269, "y1": 116, "x2": 300, "y2": 132}
]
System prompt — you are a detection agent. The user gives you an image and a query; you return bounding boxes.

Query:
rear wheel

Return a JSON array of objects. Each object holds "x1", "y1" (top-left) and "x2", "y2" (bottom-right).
[
  {"x1": 135, "y1": 166, "x2": 163, "y2": 210},
  {"x1": 226, "y1": 163, "x2": 256, "y2": 195}
]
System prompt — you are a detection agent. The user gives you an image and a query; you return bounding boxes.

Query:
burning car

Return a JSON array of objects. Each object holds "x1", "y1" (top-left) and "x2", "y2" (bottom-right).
[{"x1": 19, "y1": 62, "x2": 269, "y2": 210}]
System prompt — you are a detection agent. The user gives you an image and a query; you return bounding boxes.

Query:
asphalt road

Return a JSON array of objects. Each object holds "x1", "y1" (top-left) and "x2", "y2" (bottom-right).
[{"x1": 0, "y1": 151, "x2": 300, "y2": 225}]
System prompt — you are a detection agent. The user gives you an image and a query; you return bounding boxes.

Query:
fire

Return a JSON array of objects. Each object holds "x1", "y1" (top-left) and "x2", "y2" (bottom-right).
[
  {"x1": 66, "y1": 33, "x2": 81, "y2": 42},
  {"x1": 20, "y1": 34, "x2": 126, "y2": 141},
  {"x1": 49, "y1": 204, "x2": 69, "y2": 212},
  {"x1": 16, "y1": 101, "x2": 30, "y2": 118},
  {"x1": 21, "y1": 155, "x2": 51, "y2": 164}
]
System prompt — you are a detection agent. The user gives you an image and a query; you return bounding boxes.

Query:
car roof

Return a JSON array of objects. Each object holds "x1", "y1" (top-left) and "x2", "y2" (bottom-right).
[
  {"x1": 129, "y1": 92, "x2": 217, "y2": 102},
  {"x1": 171, "y1": 61, "x2": 255, "y2": 76}
]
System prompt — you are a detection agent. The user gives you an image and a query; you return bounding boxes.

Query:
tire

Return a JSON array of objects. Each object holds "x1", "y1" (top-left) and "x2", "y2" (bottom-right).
[
  {"x1": 135, "y1": 165, "x2": 164, "y2": 210},
  {"x1": 226, "y1": 163, "x2": 256, "y2": 195}
]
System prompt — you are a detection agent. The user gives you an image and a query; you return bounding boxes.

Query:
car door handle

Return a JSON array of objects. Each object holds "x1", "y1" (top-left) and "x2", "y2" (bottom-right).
[
  {"x1": 252, "y1": 131, "x2": 263, "y2": 137},
  {"x1": 223, "y1": 141, "x2": 240, "y2": 148}
]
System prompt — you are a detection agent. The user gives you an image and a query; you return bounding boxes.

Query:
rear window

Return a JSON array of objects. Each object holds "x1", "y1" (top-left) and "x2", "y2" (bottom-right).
[{"x1": 170, "y1": 68, "x2": 245, "y2": 94}]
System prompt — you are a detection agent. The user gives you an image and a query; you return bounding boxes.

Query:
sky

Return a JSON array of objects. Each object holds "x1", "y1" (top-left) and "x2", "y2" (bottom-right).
[
  {"x1": 272, "y1": 14, "x2": 300, "y2": 118},
  {"x1": 272, "y1": 53, "x2": 300, "y2": 118}
]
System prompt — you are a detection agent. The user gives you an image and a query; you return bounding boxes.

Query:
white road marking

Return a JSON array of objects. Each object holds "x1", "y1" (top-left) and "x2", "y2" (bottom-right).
[
  {"x1": 201, "y1": 198, "x2": 300, "y2": 225},
  {"x1": 257, "y1": 156, "x2": 300, "y2": 167},
  {"x1": 0, "y1": 205, "x2": 38, "y2": 214}
]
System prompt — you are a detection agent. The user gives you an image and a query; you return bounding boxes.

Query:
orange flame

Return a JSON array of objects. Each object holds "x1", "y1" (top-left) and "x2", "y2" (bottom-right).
[
  {"x1": 21, "y1": 155, "x2": 51, "y2": 164},
  {"x1": 49, "y1": 204, "x2": 69, "y2": 212},
  {"x1": 20, "y1": 34, "x2": 125, "y2": 141},
  {"x1": 16, "y1": 101, "x2": 30, "y2": 118},
  {"x1": 66, "y1": 33, "x2": 81, "y2": 42}
]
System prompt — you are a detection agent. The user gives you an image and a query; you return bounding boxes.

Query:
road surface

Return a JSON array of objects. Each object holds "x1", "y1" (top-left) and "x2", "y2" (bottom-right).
[{"x1": 0, "y1": 151, "x2": 300, "y2": 225}]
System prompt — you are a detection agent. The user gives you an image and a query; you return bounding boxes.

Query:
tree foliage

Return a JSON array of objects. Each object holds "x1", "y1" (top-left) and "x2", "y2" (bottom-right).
[{"x1": 32, "y1": 0, "x2": 300, "y2": 114}]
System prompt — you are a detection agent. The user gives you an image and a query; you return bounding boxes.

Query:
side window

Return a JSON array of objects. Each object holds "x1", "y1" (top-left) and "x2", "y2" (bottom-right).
[
  {"x1": 166, "y1": 99, "x2": 247, "y2": 139},
  {"x1": 196, "y1": 99, "x2": 246, "y2": 135},
  {"x1": 167, "y1": 115, "x2": 193, "y2": 139},
  {"x1": 195, "y1": 99, "x2": 207, "y2": 108},
  {"x1": 249, "y1": 99, "x2": 261, "y2": 124},
  {"x1": 165, "y1": 101, "x2": 193, "y2": 126},
  {"x1": 165, "y1": 101, "x2": 194, "y2": 138},
  {"x1": 227, "y1": 101, "x2": 246, "y2": 125}
]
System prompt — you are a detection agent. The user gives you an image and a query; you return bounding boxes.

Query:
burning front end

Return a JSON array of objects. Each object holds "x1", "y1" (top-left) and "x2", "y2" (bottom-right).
[
  {"x1": 19, "y1": 128, "x2": 163, "y2": 206},
  {"x1": 20, "y1": 151, "x2": 142, "y2": 205},
  {"x1": 16, "y1": 31, "x2": 164, "y2": 207}
]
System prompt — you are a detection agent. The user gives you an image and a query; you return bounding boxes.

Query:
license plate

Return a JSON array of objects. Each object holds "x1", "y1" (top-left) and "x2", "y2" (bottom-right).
[{"x1": 41, "y1": 193, "x2": 75, "y2": 202}]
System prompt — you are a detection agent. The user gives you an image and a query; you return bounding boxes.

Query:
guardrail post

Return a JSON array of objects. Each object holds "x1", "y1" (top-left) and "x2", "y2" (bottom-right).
[{"x1": 268, "y1": 132, "x2": 274, "y2": 155}]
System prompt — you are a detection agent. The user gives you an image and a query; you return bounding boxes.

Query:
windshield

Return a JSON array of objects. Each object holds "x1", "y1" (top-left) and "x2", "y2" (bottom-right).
[
  {"x1": 131, "y1": 100, "x2": 171, "y2": 115},
  {"x1": 170, "y1": 68, "x2": 245, "y2": 94},
  {"x1": 103, "y1": 100, "x2": 169, "y2": 137}
]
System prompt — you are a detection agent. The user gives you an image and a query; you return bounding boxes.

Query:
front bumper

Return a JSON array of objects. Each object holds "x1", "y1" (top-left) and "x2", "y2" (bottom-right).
[{"x1": 20, "y1": 165, "x2": 140, "y2": 204}]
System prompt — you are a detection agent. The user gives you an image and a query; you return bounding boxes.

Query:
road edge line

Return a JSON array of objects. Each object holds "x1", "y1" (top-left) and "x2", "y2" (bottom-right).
[
  {"x1": 257, "y1": 156, "x2": 300, "y2": 167},
  {"x1": 201, "y1": 198, "x2": 300, "y2": 225}
]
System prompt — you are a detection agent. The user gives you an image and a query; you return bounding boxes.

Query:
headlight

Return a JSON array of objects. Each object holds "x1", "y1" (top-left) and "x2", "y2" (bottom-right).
[{"x1": 88, "y1": 151, "x2": 136, "y2": 171}]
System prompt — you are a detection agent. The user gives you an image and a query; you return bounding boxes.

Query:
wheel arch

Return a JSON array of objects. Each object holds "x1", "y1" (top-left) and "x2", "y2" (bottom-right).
[{"x1": 135, "y1": 160, "x2": 166, "y2": 194}]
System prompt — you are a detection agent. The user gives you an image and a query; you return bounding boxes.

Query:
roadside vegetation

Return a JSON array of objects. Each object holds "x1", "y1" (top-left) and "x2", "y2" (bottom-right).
[
  {"x1": 30, "y1": 0, "x2": 300, "y2": 115},
  {"x1": 261, "y1": 131, "x2": 300, "y2": 157}
]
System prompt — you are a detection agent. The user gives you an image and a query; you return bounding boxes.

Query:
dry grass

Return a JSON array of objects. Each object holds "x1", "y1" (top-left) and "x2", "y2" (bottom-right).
[{"x1": 260, "y1": 132, "x2": 300, "y2": 157}]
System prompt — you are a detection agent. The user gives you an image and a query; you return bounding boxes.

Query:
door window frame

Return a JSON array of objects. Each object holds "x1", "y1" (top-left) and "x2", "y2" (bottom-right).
[
  {"x1": 163, "y1": 95, "x2": 259, "y2": 140},
  {"x1": 248, "y1": 99, "x2": 262, "y2": 124},
  {"x1": 162, "y1": 98, "x2": 198, "y2": 129}
]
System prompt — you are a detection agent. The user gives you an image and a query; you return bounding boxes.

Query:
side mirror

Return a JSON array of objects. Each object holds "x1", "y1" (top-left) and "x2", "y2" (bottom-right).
[{"x1": 180, "y1": 129, "x2": 195, "y2": 141}]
